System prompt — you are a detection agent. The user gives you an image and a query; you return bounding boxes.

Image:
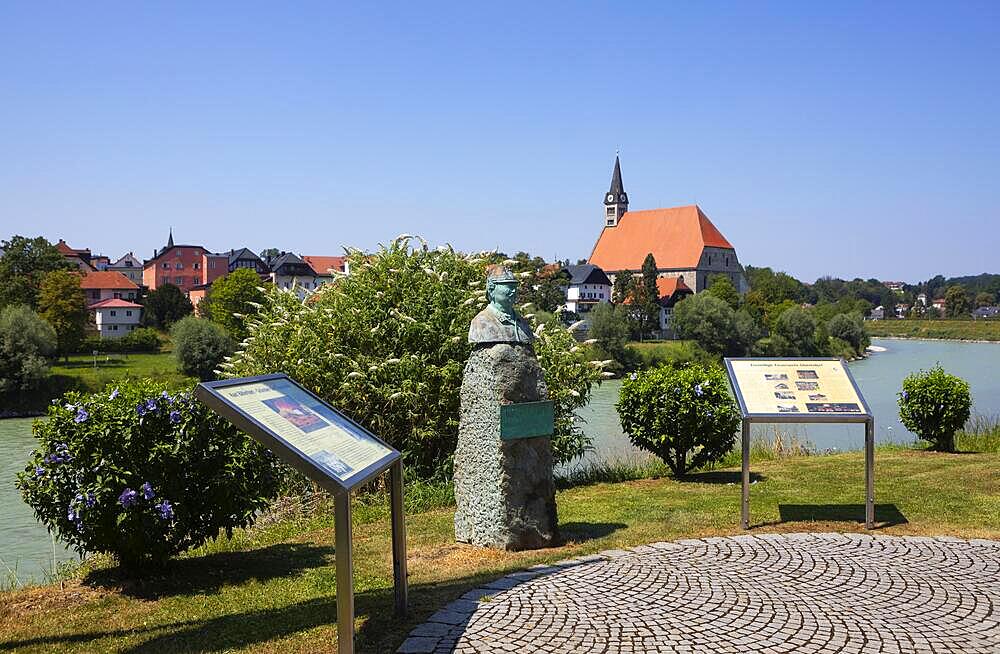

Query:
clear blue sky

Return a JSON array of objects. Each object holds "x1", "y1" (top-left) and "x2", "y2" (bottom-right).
[{"x1": 2, "y1": 2, "x2": 997, "y2": 282}]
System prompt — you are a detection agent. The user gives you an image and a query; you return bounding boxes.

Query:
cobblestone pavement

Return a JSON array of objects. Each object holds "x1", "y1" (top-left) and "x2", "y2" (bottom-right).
[{"x1": 397, "y1": 533, "x2": 1000, "y2": 654}]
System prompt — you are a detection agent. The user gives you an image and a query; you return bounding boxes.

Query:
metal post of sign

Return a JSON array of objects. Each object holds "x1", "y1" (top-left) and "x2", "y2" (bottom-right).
[
  {"x1": 389, "y1": 459, "x2": 408, "y2": 617},
  {"x1": 335, "y1": 491, "x2": 355, "y2": 654},
  {"x1": 865, "y1": 418, "x2": 875, "y2": 529},
  {"x1": 741, "y1": 420, "x2": 751, "y2": 530}
]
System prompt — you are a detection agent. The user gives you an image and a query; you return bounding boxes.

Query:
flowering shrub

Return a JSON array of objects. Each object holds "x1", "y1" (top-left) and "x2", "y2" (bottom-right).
[
  {"x1": 16, "y1": 379, "x2": 280, "y2": 570},
  {"x1": 617, "y1": 363, "x2": 741, "y2": 475},
  {"x1": 898, "y1": 366, "x2": 972, "y2": 452},
  {"x1": 224, "y1": 236, "x2": 603, "y2": 478}
]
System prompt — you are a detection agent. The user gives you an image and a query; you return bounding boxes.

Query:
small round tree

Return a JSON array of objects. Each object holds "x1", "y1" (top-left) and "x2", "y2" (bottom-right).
[
  {"x1": 617, "y1": 363, "x2": 741, "y2": 476},
  {"x1": 898, "y1": 366, "x2": 971, "y2": 452},
  {"x1": 16, "y1": 379, "x2": 280, "y2": 570},
  {"x1": 171, "y1": 315, "x2": 234, "y2": 381}
]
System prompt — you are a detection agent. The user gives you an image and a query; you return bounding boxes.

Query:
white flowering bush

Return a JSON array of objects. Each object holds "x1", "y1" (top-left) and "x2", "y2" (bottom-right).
[{"x1": 224, "y1": 236, "x2": 602, "y2": 478}]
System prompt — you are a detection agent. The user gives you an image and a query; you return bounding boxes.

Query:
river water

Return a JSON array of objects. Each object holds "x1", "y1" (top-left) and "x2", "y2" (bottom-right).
[{"x1": 2, "y1": 338, "x2": 999, "y2": 584}]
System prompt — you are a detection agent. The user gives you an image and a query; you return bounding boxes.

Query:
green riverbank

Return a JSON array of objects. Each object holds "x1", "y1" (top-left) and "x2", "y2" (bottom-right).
[{"x1": 867, "y1": 319, "x2": 1000, "y2": 342}]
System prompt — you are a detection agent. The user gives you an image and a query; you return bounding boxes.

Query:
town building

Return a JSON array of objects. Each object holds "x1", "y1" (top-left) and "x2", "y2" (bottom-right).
[
  {"x1": 302, "y1": 255, "x2": 348, "y2": 279},
  {"x1": 973, "y1": 306, "x2": 1000, "y2": 320},
  {"x1": 563, "y1": 264, "x2": 612, "y2": 314},
  {"x1": 883, "y1": 281, "x2": 905, "y2": 293},
  {"x1": 869, "y1": 306, "x2": 886, "y2": 320},
  {"x1": 931, "y1": 298, "x2": 946, "y2": 312},
  {"x1": 269, "y1": 253, "x2": 323, "y2": 297},
  {"x1": 56, "y1": 239, "x2": 94, "y2": 272},
  {"x1": 142, "y1": 230, "x2": 227, "y2": 293},
  {"x1": 89, "y1": 299, "x2": 143, "y2": 339},
  {"x1": 109, "y1": 252, "x2": 144, "y2": 286},
  {"x1": 657, "y1": 276, "x2": 694, "y2": 334},
  {"x1": 79, "y1": 270, "x2": 139, "y2": 304},
  {"x1": 916, "y1": 293, "x2": 928, "y2": 307},
  {"x1": 228, "y1": 248, "x2": 270, "y2": 275},
  {"x1": 588, "y1": 157, "x2": 747, "y2": 294}
]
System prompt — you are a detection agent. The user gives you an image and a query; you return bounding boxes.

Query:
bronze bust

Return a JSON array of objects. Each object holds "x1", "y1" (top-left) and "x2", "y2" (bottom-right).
[{"x1": 468, "y1": 264, "x2": 534, "y2": 344}]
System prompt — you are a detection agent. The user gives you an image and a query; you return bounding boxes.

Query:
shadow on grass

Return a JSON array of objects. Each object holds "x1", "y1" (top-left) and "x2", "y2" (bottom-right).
[
  {"x1": 677, "y1": 471, "x2": 765, "y2": 484},
  {"x1": 81, "y1": 542, "x2": 334, "y2": 600},
  {"x1": 0, "y1": 574, "x2": 498, "y2": 654},
  {"x1": 773, "y1": 503, "x2": 908, "y2": 528},
  {"x1": 559, "y1": 521, "x2": 627, "y2": 543}
]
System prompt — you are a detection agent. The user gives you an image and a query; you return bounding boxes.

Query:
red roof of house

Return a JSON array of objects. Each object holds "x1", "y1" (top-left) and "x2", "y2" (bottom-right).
[
  {"x1": 589, "y1": 205, "x2": 734, "y2": 272},
  {"x1": 656, "y1": 276, "x2": 692, "y2": 300},
  {"x1": 88, "y1": 298, "x2": 143, "y2": 309},
  {"x1": 57, "y1": 239, "x2": 90, "y2": 257},
  {"x1": 79, "y1": 271, "x2": 138, "y2": 290},
  {"x1": 302, "y1": 255, "x2": 346, "y2": 276}
]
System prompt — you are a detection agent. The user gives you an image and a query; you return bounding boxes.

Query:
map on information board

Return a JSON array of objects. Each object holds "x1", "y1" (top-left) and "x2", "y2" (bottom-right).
[
  {"x1": 196, "y1": 375, "x2": 397, "y2": 486},
  {"x1": 724, "y1": 358, "x2": 871, "y2": 418}
]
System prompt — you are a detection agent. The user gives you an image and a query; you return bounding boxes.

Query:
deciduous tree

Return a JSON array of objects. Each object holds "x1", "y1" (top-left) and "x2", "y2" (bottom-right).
[
  {"x1": 206, "y1": 269, "x2": 267, "y2": 340},
  {"x1": 142, "y1": 284, "x2": 193, "y2": 329},
  {"x1": 0, "y1": 236, "x2": 75, "y2": 309},
  {"x1": 37, "y1": 270, "x2": 88, "y2": 359}
]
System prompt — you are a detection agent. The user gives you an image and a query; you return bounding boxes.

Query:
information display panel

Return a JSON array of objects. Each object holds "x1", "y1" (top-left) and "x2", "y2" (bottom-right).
[
  {"x1": 195, "y1": 374, "x2": 399, "y2": 492},
  {"x1": 725, "y1": 358, "x2": 872, "y2": 420}
]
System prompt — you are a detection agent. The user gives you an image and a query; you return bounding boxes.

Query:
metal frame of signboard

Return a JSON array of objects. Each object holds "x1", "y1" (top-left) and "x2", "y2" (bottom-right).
[
  {"x1": 195, "y1": 373, "x2": 407, "y2": 654},
  {"x1": 723, "y1": 358, "x2": 876, "y2": 531}
]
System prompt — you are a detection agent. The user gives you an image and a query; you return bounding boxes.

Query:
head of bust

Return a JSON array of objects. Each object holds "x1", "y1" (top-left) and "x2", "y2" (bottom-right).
[{"x1": 485, "y1": 264, "x2": 518, "y2": 318}]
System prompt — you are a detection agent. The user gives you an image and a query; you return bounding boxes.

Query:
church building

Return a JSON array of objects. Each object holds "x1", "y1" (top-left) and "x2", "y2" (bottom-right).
[{"x1": 588, "y1": 157, "x2": 747, "y2": 294}]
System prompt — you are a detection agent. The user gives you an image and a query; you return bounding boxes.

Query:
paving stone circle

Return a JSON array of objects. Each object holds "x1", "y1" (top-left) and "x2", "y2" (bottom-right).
[{"x1": 397, "y1": 533, "x2": 1000, "y2": 653}]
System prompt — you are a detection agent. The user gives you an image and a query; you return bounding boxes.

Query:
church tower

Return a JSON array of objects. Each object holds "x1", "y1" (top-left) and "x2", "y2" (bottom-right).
[{"x1": 603, "y1": 155, "x2": 628, "y2": 227}]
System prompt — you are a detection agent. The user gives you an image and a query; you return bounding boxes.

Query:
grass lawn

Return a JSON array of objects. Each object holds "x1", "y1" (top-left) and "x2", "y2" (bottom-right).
[
  {"x1": 1, "y1": 447, "x2": 997, "y2": 653},
  {"x1": 4, "y1": 353, "x2": 194, "y2": 414},
  {"x1": 868, "y1": 318, "x2": 1000, "y2": 341}
]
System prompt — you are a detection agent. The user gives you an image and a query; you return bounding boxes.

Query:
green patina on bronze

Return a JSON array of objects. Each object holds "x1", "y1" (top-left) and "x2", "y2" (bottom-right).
[{"x1": 500, "y1": 400, "x2": 554, "y2": 440}]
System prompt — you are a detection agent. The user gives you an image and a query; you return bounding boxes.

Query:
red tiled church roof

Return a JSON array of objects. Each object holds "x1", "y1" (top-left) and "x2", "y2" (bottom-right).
[
  {"x1": 588, "y1": 205, "x2": 734, "y2": 271},
  {"x1": 78, "y1": 271, "x2": 138, "y2": 290}
]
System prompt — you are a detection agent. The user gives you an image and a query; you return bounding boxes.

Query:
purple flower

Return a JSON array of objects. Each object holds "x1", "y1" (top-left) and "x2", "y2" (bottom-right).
[
  {"x1": 169, "y1": 410, "x2": 181, "y2": 424},
  {"x1": 629, "y1": 373, "x2": 638, "y2": 381},
  {"x1": 155, "y1": 500, "x2": 174, "y2": 520},
  {"x1": 74, "y1": 408, "x2": 89, "y2": 423},
  {"x1": 109, "y1": 388, "x2": 120, "y2": 400},
  {"x1": 901, "y1": 391, "x2": 909, "y2": 401},
  {"x1": 694, "y1": 384, "x2": 704, "y2": 397},
  {"x1": 141, "y1": 482, "x2": 155, "y2": 500},
  {"x1": 119, "y1": 488, "x2": 138, "y2": 508},
  {"x1": 84, "y1": 493, "x2": 96, "y2": 508},
  {"x1": 67, "y1": 506, "x2": 79, "y2": 522},
  {"x1": 136, "y1": 403, "x2": 147, "y2": 416},
  {"x1": 34, "y1": 466, "x2": 45, "y2": 478},
  {"x1": 64, "y1": 403, "x2": 76, "y2": 412},
  {"x1": 145, "y1": 398, "x2": 158, "y2": 412}
]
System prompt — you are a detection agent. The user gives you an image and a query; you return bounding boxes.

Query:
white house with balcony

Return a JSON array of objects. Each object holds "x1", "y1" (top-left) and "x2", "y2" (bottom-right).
[
  {"x1": 564, "y1": 264, "x2": 613, "y2": 314},
  {"x1": 89, "y1": 299, "x2": 143, "y2": 339}
]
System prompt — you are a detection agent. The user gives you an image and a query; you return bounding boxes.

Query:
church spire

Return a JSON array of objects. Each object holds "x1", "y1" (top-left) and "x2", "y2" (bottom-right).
[
  {"x1": 167, "y1": 228, "x2": 174, "y2": 249},
  {"x1": 603, "y1": 156, "x2": 628, "y2": 228},
  {"x1": 609, "y1": 155, "x2": 626, "y2": 197}
]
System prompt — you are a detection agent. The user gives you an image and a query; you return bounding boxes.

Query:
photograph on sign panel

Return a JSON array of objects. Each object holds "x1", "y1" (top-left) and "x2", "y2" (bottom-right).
[
  {"x1": 796, "y1": 381, "x2": 820, "y2": 391},
  {"x1": 774, "y1": 391, "x2": 797, "y2": 400},
  {"x1": 313, "y1": 450, "x2": 354, "y2": 477},
  {"x1": 777, "y1": 404, "x2": 800, "y2": 413},
  {"x1": 262, "y1": 396, "x2": 328, "y2": 433},
  {"x1": 796, "y1": 370, "x2": 819, "y2": 379},
  {"x1": 809, "y1": 393, "x2": 828, "y2": 401},
  {"x1": 774, "y1": 383, "x2": 790, "y2": 390},
  {"x1": 806, "y1": 402, "x2": 861, "y2": 413},
  {"x1": 764, "y1": 373, "x2": 788, "y2": 381}
]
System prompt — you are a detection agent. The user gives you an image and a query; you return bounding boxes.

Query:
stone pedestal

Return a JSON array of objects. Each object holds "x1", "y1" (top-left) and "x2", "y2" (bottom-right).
[{"x1": 453, "y1": 343, "x2": 558, "y2": 550}]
